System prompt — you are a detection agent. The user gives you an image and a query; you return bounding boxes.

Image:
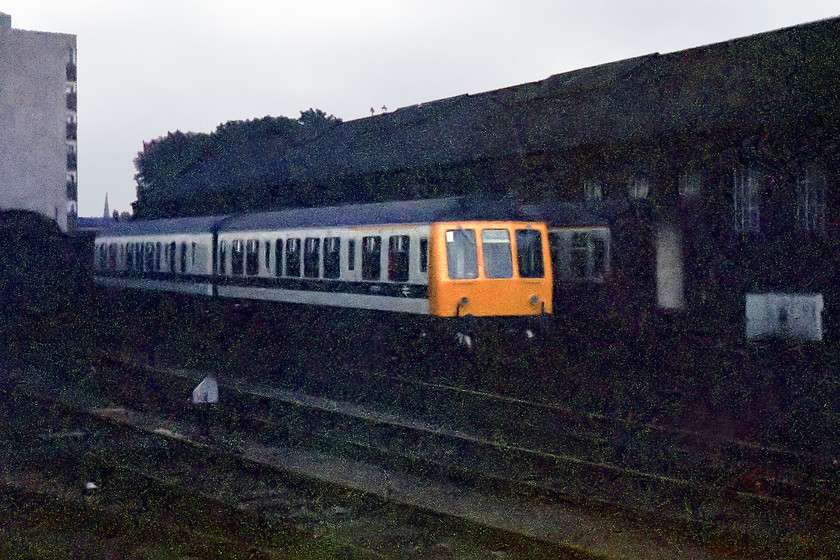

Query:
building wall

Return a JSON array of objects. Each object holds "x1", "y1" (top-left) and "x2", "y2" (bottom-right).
[{"x1": 0, "y1": 20, "x2": 76, "y2": 232}]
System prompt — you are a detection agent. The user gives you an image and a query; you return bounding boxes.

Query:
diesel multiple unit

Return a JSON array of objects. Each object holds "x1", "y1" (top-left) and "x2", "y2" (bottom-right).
[{"x1": 93, "y1": 198, "x2": 553, "y2": 318}]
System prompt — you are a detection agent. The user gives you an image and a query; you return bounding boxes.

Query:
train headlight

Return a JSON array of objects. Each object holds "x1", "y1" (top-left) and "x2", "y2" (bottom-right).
[
  {"x1": 529, "y1": 295, "x2": 539, "y2": 306},
  {"x1": 460, "y1": 297, "x2": 469, "y2": 305}
]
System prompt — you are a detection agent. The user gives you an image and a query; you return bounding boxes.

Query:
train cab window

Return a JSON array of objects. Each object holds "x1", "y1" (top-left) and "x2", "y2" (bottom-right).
[
  {"x1": 362, "y1": 236, "x2": 381, "y2": 280},
  {"x1": 446, "y1": 229, "x2": 478, "y2": 279},
  {"x1": 180, "y1": 242, "x2": 187, "y2": 273},
  {"x1": 304, "y1": 237, "x2": 320, "y2": 278},
  {"x1": 419, "y1": 237, "x2": 428, "y2": 273},
  {"x1": 388, "y1": 235, "x2": 410, "y2": 282},
  {"x1": 286, "y1": 238, "x2": 301, "y2": 277},
  {"x1": 481, "y1": 230, "x2": 512, "y2": 278},
  {"x1": 274, "y1": 239, "x2": 284, "y2": 276},
  {"x1": 219, "y1": 240, "x2": 228, "y2": 275},
  {"x1": 246, "y1": 239, "x2": 259, "y2": 276},
  {"x1": 347, "y1": 239, "x2": 356, "y2": 271},
  {"x1": 323, "y1": 237, "x2": 340, "y2": 279},
  {"x1": 515, "y1": 229, "x2": 545, "y2": 278},
  {"x1": 231, "y1": 240, "x2": 245, "y2": 276}
]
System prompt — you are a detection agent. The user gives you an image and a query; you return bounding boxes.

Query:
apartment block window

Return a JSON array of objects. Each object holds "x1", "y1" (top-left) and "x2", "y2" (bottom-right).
[
  {"x1": 733, "y1": 167, "x2": 761, "y2": 232},
  {"x1": 797, "y1": 163, "x2": 827, "y2": 234}
]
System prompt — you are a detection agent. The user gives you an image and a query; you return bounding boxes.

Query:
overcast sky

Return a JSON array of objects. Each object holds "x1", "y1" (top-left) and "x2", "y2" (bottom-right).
[{"x1": 3, "y1": 1, "x2": 839, "y2": 216}]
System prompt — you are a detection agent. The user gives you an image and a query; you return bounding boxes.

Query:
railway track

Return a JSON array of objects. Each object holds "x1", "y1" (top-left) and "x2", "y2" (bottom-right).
[
  {"x1": 4, "y1": 366, "x2": 580, "y2": 560},
  {"x1": 32, "y1": 355, "x2": 838, "y2": 558}
]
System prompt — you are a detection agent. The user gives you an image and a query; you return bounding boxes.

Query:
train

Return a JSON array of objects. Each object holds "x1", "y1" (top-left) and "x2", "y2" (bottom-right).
[{"x1": 93, "y1": 197, "x2": 556, "y2": 324}]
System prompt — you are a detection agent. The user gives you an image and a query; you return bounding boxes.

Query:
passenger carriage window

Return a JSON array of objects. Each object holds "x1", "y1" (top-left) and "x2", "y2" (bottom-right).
[
  {"x1": 285, "y1": 238, "x2": 301, "y2": 277},
  {"x1": 126, "y1": 243, "x2": 134, "y2": 271},
  {"x1": 97, "y1": 245, "x2": 106, "y2": 270},
  {"x1": 108, "y1": 244, "x2": 118, "y2": 270},
  {"x1": 419, "y1": 238, "x2": 428, "y2": 273},
  {"x1": 570, "y1": 232, "x2": 588, "y2": 279},
  {"x1": 446, "y1": 229, "x2": 478, "y2": 279},
  {"x1": 304, "y1": 237, "x2": 320, "y2": 278},
  {"x1": 264, "y1": 241, "x2": 271, "y2": 273},
  {"x1": 323, "y1": 237, "x2": 340, "y2": 279},
  {"x1": 388, "y1": 235, "x2": 410, "y2": 282},
  {"x1": 246, "y1": 239, "x2": 259, "y2": 276},
  {"x1": 481, "y1": 230, "x2": 512, "y2": 279},
  {"x1": 180, "y1": 242, "x2": 187, "y2": 273},
  {"x1": 274, "y1": 239, "x2": 284, "y2": 276},
  {"x1": 145, "y1": 242, "x2": 155, "y2": 272},
  {"x1": 347, "y1": 239, "x2": 356, "y2": 271},
  {"x1": 191, "y1": 242, "x2": 197, "y2": 267},
  {"x1": 231, "y1": 240, "x2": 245, "y2": 276},
  {"x1": 515, "y1": 229, "x2": 545, "y2": 278},
  {"x1": 155, "y1": 242, "x2": 163, "y2": 272},
  {"x1": 168, "y1": 242, "x2": 176, "y2": 273},
  {"x1": 218, "y1": 240, "x2": 228, "y2": 275},
  {"x1": 362, "y1": 236, "x2": 381, "y2": 280}
]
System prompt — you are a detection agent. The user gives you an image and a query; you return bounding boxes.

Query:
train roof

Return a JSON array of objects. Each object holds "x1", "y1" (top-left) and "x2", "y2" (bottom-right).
[
  {"x1": 94, "y1": 197, "x2": 536, "y2": 239},
  {"x1": 96, "y1": 214, "x2": 228, "y2": 237},
  {"x1": 218, "y1": 197, "x2": 530, "y2": 232}
]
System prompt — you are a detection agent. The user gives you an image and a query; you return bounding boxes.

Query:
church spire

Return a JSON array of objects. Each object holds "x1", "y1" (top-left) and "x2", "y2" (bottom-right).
[{"x1": 103, "y1": 193, "x2": 110, "y2": 219}]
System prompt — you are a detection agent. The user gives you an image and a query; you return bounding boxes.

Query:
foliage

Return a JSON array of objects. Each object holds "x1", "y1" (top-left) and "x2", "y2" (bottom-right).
[{"x1": 133, "y1": 110, "x2": 342, "y2": 218}]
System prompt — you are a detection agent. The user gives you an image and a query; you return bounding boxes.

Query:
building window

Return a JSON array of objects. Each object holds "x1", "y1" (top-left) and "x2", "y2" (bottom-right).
[
  {"x1": 797, "y1": 164, "x2": 827, "y2": 234},
  {"x1": 679, "y1": 170, "x2": 702, "y2": 198},
  {"x1": 733, "y1": 167, "x2": 761, "y2": 232},
  {"x1": 628, "y1": 176, "x2": 649, "y2": 199},
  {"x1": 584, "y1": 179, "x2": 603, "y2": 201}
]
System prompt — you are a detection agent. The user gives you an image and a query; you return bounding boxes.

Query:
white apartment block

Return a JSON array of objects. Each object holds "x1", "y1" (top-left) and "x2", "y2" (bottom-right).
[{"x1": 0, "y1": 12, "x2": 77, "y2": 232}]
